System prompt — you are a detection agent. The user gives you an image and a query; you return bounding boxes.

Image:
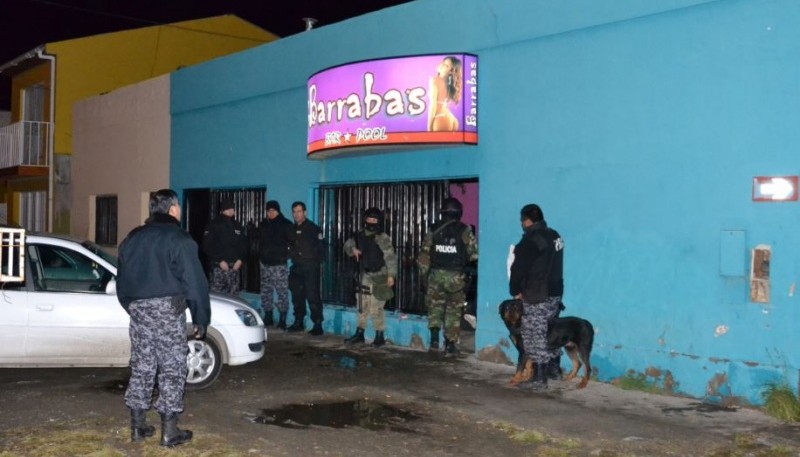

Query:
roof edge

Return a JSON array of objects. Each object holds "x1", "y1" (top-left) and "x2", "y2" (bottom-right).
[{"x1": 0, "y1": 45, "x2": 46, "y2": 75}]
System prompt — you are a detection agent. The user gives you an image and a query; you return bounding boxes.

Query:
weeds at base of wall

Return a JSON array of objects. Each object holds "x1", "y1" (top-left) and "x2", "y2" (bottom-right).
[
  {"x1": 760, "y1": 383, "x2": 800, "y2": 423},
  {"x1": 611, "y1": 370, "x2": 663, "y2": 394}
]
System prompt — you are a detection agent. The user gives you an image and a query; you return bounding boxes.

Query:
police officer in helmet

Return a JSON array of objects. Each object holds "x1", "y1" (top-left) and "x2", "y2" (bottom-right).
[
  {"x1": 343, "y1": 207, "x2": 397, "y2": 346},
  {"x1": 417, "y1": 197, "x2": 478, "y2": 354}
]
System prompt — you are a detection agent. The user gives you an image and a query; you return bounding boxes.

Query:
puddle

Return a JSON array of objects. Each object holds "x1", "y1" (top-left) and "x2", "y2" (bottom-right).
[
  {"x1": 321, "y1": 353, "x2": 373, "y2": 370},
  {"x1": 94, "y1": 379, "x2": 128, "y2": 393},
  {"x1": 250, "y1": 400, "x2": 420, "y2": 432}
]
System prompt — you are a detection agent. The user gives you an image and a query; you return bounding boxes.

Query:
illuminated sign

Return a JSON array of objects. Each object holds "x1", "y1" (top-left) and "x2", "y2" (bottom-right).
[
  {"x1": 752, "y1": 176, "x2": 798, "y2": 201},
  {"x1": 307, "y1": 54, "x2": 478, "y2": 159}
]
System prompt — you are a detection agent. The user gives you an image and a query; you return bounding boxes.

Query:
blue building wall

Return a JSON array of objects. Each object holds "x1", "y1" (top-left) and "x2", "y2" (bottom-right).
[{"x1": 171, "y1": 0, "x2": 800, "y2": 404}]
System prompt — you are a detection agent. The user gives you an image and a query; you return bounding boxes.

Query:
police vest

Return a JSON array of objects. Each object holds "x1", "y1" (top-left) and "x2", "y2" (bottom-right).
[
  {"x1": 356, "y1": 231, "x2": 385, "y2": 273},
  {"x1": 430, "y1": 220, "x2": 468, "y2": 271},
  {"x1": 523, "y1": 227, "x2": 564, "y2": 297}
]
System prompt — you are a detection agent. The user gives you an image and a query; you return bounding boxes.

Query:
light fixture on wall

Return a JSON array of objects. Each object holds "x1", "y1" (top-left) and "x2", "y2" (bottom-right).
[{"x1": 302, "y1": 17, "x2": 318, "y2": 31}]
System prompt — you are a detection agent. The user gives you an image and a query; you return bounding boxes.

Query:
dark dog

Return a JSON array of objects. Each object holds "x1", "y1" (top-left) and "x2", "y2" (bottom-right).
[
  {"x1": 498, "y1": 299, "x2": 531, "y2": 384},
  {"x1": 499, "y1": 299, "x2": 595, "y2": 388}
]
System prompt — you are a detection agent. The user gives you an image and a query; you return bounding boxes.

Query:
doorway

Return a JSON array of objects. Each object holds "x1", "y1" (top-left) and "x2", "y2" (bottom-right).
[
  {"x1": 184, "y1": 187, "x2": 267, "y2": 292},
  {"x1": 317, "y1": 178, "x2": 479, "y2": 348}
]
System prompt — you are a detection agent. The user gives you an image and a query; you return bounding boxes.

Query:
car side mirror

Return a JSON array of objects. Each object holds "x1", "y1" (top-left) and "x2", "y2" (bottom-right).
[{"x1": 105, "y1": 279, "x2": 117, "y2": 295}]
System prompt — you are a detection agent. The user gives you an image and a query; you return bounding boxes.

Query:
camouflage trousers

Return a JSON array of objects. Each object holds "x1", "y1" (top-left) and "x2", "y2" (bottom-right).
[
  {"x1": 211, "y1": 267, "x2": 240, "y2": 296},
  {"x1": 124, "y1": 296, "x2": 188, "y2": 414},
  {"x1": 521, "y1": 296, "x2": 563, "y2": 364},
  {"x1": 426, "y1": 269, "x2": 466, "y2": 341},
  {"x1": 355, "y1": 282, "x2": 386, "y2": 331},
  {"x1": 260, "y1": 263, "x2": 289, "y2": 315}
]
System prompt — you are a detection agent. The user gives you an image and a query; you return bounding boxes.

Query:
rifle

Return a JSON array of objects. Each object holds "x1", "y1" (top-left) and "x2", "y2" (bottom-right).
[{"x1": 353, "y1": 233, "x2": 369, "y2": 313}]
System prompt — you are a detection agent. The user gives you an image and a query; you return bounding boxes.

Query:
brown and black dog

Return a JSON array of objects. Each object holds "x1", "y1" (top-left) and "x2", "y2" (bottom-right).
[{"x1": 498, "y1": 299, "x2": 594, "y2": 388}]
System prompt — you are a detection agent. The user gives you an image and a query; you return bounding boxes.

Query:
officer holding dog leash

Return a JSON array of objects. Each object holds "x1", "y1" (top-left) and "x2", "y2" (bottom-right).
[
  {"x1": 343, "y1": 207, "x2": 397, "y2": 347},
  {"x1": 509, "y1": 203, "x2": 564, "y2": 391}
]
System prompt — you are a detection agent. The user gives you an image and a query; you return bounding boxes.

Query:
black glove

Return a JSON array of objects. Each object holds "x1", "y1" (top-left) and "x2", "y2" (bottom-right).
[{"x1": 193, "y1": 324, "x2": 207, "y2": 340}]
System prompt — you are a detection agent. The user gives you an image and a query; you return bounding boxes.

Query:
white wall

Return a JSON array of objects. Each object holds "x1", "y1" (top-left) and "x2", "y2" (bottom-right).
[{"x1": 72, "y1": 74, "x2": 170, "y2": 250}]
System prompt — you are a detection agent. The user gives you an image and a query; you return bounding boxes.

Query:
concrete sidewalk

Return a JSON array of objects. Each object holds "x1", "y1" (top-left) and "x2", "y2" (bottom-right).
[{"x1": 285, "y1": 330, "x2": 800, "y2": 456}]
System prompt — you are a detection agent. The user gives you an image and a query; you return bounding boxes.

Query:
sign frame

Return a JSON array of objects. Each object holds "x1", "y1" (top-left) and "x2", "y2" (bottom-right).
[
  {"x1": 752, "y1": 176, "x2": 798, "y2": 202},
  {"x1": 307, "y1": 53, "x2": 478, "y2": 159}
]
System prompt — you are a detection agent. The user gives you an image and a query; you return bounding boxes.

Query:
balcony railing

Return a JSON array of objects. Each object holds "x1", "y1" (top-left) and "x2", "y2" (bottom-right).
[{"x1": 0, "y1": 120, "x2": 51, "y2": 168}]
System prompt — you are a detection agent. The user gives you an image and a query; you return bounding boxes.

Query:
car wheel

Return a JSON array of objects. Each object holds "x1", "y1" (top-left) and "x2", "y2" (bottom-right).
[{"x1": 185, "y1": 337, "x2": 222, "y2": 390}]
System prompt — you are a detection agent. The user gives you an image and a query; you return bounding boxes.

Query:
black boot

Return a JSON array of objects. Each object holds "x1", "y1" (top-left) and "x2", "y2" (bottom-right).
[
  {"x1": 286, "y1": 318, "x2": 305, "y2": 332},
  {"x1": 263, "y1": 310, "x2": 274, "y2": 327},
  {"x1": 547, "y1": 356, "x2": 563, "y2": 380},
  {"x1": 308, "y1": 322, "x2": 323, "y2": 336},
  {"x1": 345, "y1": 327, "x2": 365, "y2": 344},
  {"x1": 160, "y1": 412, "x2": 192, "y2": 447},
  {"x1": 277, "y1": 312, "x2": 287, "y2": 330},
  {"x1": 372, "y1": 330, "x2": 385, "y2": 347},
  {"x1": 518, "y1": 363, "x2": 548, "y2": 391},
  {"x1": 444, "y1": 338, "x2": 458, "y2": 355},
  {"x1": 130, "y1": 408, "x2": 155, "y2": 442},
  {"x1": 429, "y1": 328, "x2": 440, "y2": 351}
]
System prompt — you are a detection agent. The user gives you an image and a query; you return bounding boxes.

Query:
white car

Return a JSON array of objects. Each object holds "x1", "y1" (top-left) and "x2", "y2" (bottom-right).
[{"x1": 0, "y1": 233, "x2": 266, "y2": 389}]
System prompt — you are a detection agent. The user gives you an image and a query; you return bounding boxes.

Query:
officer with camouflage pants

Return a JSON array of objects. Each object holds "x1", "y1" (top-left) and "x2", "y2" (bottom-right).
[
  {"x1": 509, "y1": 203, "x2": 564, "y2": 391},
  {"x1": 117, "y1": 189, "x2": 211, "y2": 447},
  {"x1": 343, "y1": 207, "x2": 397, "y2": 347},
  {"x1": 257, "y1": 200, "x2": 292, "y2": 328},
  {"x1": 417, "y1": 198, "x2": 478, "y2": 354},
  {"x1": 203, "y1": 197, "x2": 247, "y2": 296}
]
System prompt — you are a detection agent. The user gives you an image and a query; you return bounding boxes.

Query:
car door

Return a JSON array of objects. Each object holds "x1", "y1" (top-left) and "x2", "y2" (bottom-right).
[
  {"x1": 24, "y1": 242, "x2": 130, "y2": 365},
  {"x1": 0, "y1": 272, "x2": 30, "y2": 363}
]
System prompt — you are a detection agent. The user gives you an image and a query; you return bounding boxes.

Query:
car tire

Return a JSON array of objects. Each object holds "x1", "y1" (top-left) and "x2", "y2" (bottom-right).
[{"x1": 185, "y1": 337, "x2": 222, "y2": 390}]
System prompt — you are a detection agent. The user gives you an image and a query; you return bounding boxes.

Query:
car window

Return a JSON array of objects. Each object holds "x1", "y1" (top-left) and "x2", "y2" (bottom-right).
[
  {"x1": 81, "y1": 241, "x2": 118, "y2": 268},
  {"x1": 29, "y1": 244, "x2": 113, "y2": 293}
]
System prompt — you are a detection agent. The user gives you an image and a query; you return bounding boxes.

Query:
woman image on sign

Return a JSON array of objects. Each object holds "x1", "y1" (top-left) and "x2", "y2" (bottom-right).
[{"x1": 427, "y1": 56, "x2": 462, "y2": 132}]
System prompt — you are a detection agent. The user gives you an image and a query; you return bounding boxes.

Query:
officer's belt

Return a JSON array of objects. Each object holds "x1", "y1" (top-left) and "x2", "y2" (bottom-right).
[{"x1": 356, "y1": 284, "x2": 372, "y2": 295}]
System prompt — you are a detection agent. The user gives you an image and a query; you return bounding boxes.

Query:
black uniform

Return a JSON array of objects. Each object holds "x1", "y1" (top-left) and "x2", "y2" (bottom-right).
[
  {"x1": 257, "y1": 213, "x2": 292, "y2": 266},
  {"x1": 509, "y1": 221, "x2": 564, "y2": 302},
  {"x1": 509, "y1": 220, "x2": 564, "y2": 365},
  {"x1": 203, "y1": 215, "x2": 247, "y2": 294},
  {"x1": 257, "y1": 213, "x2": 293, "y2": 317},
  {"x1": 117, "y1": 212, "x2": 210, "y2": 415},
  {"x1": 288, "y1": 219, "x2": 324, "y2": 325}
]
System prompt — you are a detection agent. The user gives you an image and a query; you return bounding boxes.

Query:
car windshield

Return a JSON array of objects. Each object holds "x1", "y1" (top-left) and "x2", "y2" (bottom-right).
[{"x1": 81, "y1": 241, "x2": 118, "y2": 268}]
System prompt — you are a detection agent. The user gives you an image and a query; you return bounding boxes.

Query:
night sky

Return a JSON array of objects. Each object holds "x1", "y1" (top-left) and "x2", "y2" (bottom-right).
[{"x1": 0, "y1": 0, "x2": 414, "y2": 110}]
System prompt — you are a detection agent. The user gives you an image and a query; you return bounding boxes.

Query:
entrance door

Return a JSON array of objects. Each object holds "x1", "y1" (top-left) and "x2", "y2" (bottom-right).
[
  {"x1": 317, "y1": 178, "x2": 479, "y2": 336},
  {"x1": 184, "y1": 187, "x2": 267, "y2": 293}
]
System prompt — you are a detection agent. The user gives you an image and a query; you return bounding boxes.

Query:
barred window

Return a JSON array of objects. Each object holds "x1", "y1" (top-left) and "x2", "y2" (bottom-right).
[
  {"x1": 95, "y1": 195, "x2": 117, "y2": 246},
  {"x1": 318, "y1": 181, "x2": 449, "y2": 315}
]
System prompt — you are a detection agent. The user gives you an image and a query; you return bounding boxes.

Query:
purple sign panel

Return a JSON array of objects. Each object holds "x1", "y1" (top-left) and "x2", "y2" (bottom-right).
[{"x1": 307, "y1": 53, "x2": 478, "y2": 158}]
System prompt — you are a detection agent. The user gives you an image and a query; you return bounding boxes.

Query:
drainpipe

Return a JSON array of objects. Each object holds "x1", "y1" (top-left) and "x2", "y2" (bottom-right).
[{"x1": 36, "y1": 48, "x2": 55, "y2": 233}]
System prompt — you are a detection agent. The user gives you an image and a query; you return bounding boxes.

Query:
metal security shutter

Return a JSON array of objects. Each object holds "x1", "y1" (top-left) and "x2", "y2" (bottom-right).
[{"x1": 318, "y1": 180, "x2": 449, "y2": 315}]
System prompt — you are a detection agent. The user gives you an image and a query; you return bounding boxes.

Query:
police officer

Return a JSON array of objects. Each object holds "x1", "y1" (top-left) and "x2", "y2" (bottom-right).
[
  {"x1": 117, "y1": 189, "x2": 210, "y2": 447},
  {"x1": 287, "y1": 201, "x2": 325, "y2": 335},
  {"x1": 509, "y1": 203, "x2": 564, "y2": 391},
  {"x1": 257, "y1": 200, "x2": 292, "y2": 328},
  {"x1": 417, "y1": 197, "x2": 478, "y2": 354},
  {"x1": 202, "y1": 197, "x2": 247, "y2": 295},
  {"x1": 343, "y1": 207, "x2": 397, "y2": 347}
]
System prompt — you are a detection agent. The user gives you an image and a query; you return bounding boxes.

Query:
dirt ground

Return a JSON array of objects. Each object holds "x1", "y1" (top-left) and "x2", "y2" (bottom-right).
[{"x1": 1, "y1": 330, "x2": 798, "y2": 457}]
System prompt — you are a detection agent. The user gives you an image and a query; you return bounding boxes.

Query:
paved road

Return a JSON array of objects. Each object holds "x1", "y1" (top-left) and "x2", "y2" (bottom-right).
[{"x1": 0, "y1": 331, "x2": 798, "y2": 456}]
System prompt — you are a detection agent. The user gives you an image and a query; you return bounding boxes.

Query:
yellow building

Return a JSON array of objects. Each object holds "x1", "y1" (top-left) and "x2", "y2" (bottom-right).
[{"x1": 0, "y1": 15, "x2": 277, "y2": 233}]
